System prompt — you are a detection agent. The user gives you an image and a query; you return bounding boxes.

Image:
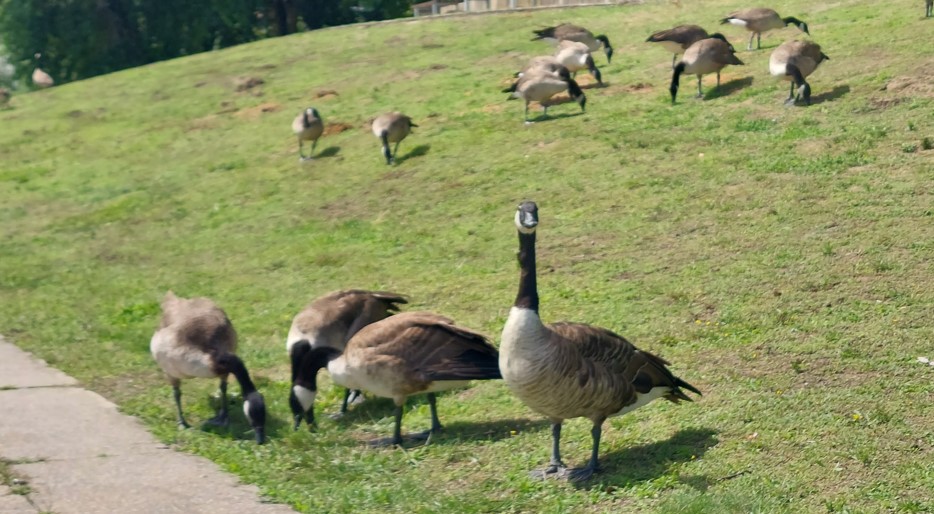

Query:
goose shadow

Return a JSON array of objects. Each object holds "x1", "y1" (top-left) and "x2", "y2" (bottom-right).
[
  {"x1": 525, "y1": 111, "x2": 585, "y2": 124},
  {"x1": 704, "y1": 76, "x2": 754, "y2": 100},
  {"x1": 427, "y1": 417, "x2": 552, "y2": 445},
  {"x1": 315, "y1": 146, "x2": 340, "y2": 158},
  {"x1": 568, "y1": 427, "x2": 719, "y2": 490},
  {"x1": 394, "y1": 143, "x2": 430, "y2": 164},
  {"x1": 809, "y1": 85, "x2": 850, "y2": 105}
]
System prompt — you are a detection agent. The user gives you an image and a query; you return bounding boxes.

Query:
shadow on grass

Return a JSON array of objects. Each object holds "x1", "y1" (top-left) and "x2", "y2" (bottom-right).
[
  {"x1": 525, "y1": 111, "x2": 585, "y2": 124},
  {"x1": 431, "y1": 417, "x2": 551, "y2": 445},
  {"x1": 395, "y1": 144, "x2": 431, "y2": 164},
  {"x1": 315, "y1": 146, "x2": 341, "y2": 158},
  {"x1": 809, "y1": 85, "x2": 850, "y2": 105},
  {"x1": 570, "y1": 427, "x2": 720, "y2": 490},
  {"x1": 704, "y1": 76, "x2": 754, "y2": 100}
]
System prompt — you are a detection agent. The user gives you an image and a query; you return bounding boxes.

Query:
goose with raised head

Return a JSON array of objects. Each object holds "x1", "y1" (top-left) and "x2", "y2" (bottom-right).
[
  {"x1": 720, "y1": 8, "x2": 809, "y2": 50},
  {"x1": 287, "y1": 289, "x2": 408, "y2": 429},
  {"x1": 150, "y1": 292, "x2": 267, "y2": 444},
  {"x1": 372, "y1": 112, "x2": 417, "y2": 165},
  {"x1": 554, "y1": 40, "x2": 603, "y2": 85},
  {"x1": 769, "y1": 40, "x2": 829, "y2": 106},
  {"x1": 646, "y1": 25, "x2": 734, "y2": 67},
  {"x1": 499, "y1": 201, "x2": 701, "y2": 481},
  {"x1": 532, "y1": 23, "x2": 613, "y2": 63},
  {"x1": 508, "y1": 68, "x2": 586, "y2": 123},
  {"x1": 670, "y1": 37, "x2": 744, "y2": 103},
  {"x1": 291, "y1": 311, "x2": 501, "y2": 446},
  {"x1": 31, "y1": 53, "x2": 53, "y2": 89},
  {"x1": 292, "y1": 107, "x2": 324, "y2": 161}
]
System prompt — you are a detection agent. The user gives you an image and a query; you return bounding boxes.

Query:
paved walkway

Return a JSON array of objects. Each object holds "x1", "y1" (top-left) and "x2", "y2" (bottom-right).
[{"x1": 0, "y1": 337, "x2": 296, "y2": 514}]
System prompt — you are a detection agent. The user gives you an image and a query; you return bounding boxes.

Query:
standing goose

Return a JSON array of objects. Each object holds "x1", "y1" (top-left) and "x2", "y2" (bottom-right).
[
  {"x1": 372, "y1": 112, "x2": 417, "y2": 165},
  {"x1": 500, "y1": 201, "x2": 701, "y2": 481},
  {"x1": 291, "y1": 311, "x2": 501, "y2": 446},
  {"x1": 769, "y1": 40, "x2": 829, "y2": 105},
  {"x1": 150, "y1": 292, "x2": 267, "y2": 444},
  {"x1": 31, "y1": 53, "x2": 54, "y2": 89},
  {"x1": 292, "y1": 107, "x2": 324, "y2": 161},
  {"x1": 720, "y1": 8, "x2": 809, "y2": 50},
  {"x1": 670, "y1": 37, "x2": 744, "y2": 104},
  {"x1": 287, "y1": 289, "x2": 408, "y2": 429},
  {"x1": 532, "y1": 24, "x2": 613, "y2": 64},
  {"x1": 508, "y1": 68, "x2": 586, "y2": 123},
  {"x1": 646, "y1": 25, "x2": 733, "y2": 67},
  {"x1": 554, "y1": 40, "x2": 603, "y2": 85}
]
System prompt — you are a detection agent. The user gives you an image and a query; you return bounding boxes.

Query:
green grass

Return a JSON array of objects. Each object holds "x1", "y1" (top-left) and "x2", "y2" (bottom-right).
[{"x1": 1, "y1": 0, "x2": 933, "y2": 511}]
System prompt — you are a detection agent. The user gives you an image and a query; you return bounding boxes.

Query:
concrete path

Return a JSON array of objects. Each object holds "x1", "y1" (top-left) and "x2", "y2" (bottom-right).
[{"x1": 0, "y1": 337, "x2": 296, "y2": 514}]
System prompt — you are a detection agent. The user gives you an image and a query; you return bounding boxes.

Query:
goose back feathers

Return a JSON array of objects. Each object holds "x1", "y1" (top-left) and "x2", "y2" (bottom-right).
[{"x1": 531, "y1": 24, "x2": 613, "y2": 63}]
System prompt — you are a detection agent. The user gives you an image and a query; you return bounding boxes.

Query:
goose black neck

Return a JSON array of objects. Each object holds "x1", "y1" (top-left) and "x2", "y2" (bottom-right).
[
  {"x1": 216, "y1": 354, "x2": 257, "y2": 395},
  {"x1": 787, "y1": 64, "x2": 806, "y2": 88},
  {"x1": 515, "y1": 231, "x2": 539, "y2": 312},
  {"x1": 296, "y1": 346, "x2": 343, "y2": 388},
  {"x1": 782, "y1": 16, "x2": 801, "y2": 26}
]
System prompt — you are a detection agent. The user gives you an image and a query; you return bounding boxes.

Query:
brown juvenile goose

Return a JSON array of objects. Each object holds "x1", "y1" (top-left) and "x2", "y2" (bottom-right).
[
  {"x1": 646, "y1": 25, "x2": 734, "y2": 67},
  {"x1": 287, "y1": 289, "x2": 408, "y2": 429},
  {"x1": 532, "y1": 24, "x2": 613, "y2": 63},
  {"x1": 291, "y1": 311, "x2": 501, "y2": 446},
  {"x1": 150, "y1": 292, "x2": 267, "y2": 443},
  {"x1": 508, "y1": 68, "x2": 586, "y2": 123},
  {"x1": 670, "y1": 37, "x2": 744, "y2": 103},
  {"x1": 292, "y1": 107, "x2": 324, "y2": 161},
  {"x1": 720, "y1": 8, "x2": 809, "y2": 50},
  {"x1": 372, "y1": 112, "x2": 417, "y2": 165},
  {"x1": 500, "y1": 201, "x2": 701, "y2": 481},
  {"x1": 769, "y1": 40, "x2": 829, "y2": 105}
]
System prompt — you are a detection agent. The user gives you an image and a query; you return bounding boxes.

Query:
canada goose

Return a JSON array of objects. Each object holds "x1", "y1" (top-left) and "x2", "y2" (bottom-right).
[
  {"x1": 720, "y1": 8, "x2": 809, "y2": 50},
  {"x1": 291, "y1": 311, "x2": 501, "y2": 446},
  {"x1": 150, "y1": 292, "x2": 267, "y2": 444},
  {"x1": 372, "y1": 112, "x2": 417, "y2": 165},
  {"x1": 532, "y1": 24, "x2": 613, "y2": 64},
  {"x1": 502, "y1": 57, "x2": 571, "y2": 94},
  {"x1": 769, "y1": 40, "x2": 829, "y2": 105},
  {"x1": 287, "y1": 289, "x2": 408, "y2": 429},
  {"x1": 500, "y1": 201, "x2": 701, "y2": 481},
  {"x1": 670, "y1": 37, "x2": 744, "y2": 104},
  {"x1": 646, "y1": 25, "x2": 734, "y2": 67},
  {"x1": 508, "y1": 69, "x2": 586, "y2": 123},
  {"x1": 292, "y1": 107, "x2": 324, "y2": 161},
  {"x1": 554, "y1": 40, "x2": 603, "y2": 85},
  {"x1": 31, "y1": 53, "x2": 53, "y2": 89}
]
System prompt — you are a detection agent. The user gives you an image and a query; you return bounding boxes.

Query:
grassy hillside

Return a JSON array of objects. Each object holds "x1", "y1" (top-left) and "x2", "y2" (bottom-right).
[{"x1": 1, "y1": 0, "x2": 932, "y2": 511}]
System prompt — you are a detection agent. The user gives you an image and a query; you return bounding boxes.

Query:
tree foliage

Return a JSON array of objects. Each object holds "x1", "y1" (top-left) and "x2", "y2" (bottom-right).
[{"x1": 0, "y1": 0, "x2": 412, "y2": 87}]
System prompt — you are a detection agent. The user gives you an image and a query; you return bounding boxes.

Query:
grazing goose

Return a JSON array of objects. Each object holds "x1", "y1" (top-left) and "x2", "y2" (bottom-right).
[
  {"x1": 292, "y1": 107, "x2": 324, "y2": 161},
  {"x1": 720, "y1": 8, "x2": 809, "y2": 50},
  {"x1": 372, "y1": 112, "x2": 417, "y2": 165},
  {"x1": 287, "y1": 289, "x2": 408, "y2": 429},
  {"x1": 646, "y1": 25, "x2": 734, "y2": 67},
  {"x1": 554, "y1": 40, "x2": 603, "y2": 85},
  {"x1": 31, "y1": 53, "x2": 53, "y2": 89},
  {"x1": 500, "y1": 201, "x2": 701, "y2": 481},
  {"x1": 769, "y1": 40, "x2": 829, "y2": 105},
  {"x1": 502, "y1": 57, "x2": 570, "y2": 94},
  {"x1": 150, "y1": 292, "x2": 267, "y2": 444},
  {"x1": 291, "y1": 311, "x2": 501, "y2": 446},
  {"x1": 507, "y1": 69, "x2": 586, "y2": 123},
  {"x1": 532, "y1": 24, "x2": 613, "y2": 63},
  {"x1": 670, "y1": 37, "x2": 744, "y2": 103}
]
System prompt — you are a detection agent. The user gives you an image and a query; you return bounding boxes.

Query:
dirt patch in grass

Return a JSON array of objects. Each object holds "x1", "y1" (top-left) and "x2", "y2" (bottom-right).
[
  {"x1": 235, "y1": 102, "x2": 281, "y2": 119},
  {"x1": 315, "y1": 89, "x2": 339, "y2": 99},
  {"x1": 323, "y1": 121, "x2": 354, "y2": 136},
  {"x1": 233, "y1": 76, "x2": 265, "y2": 92}
]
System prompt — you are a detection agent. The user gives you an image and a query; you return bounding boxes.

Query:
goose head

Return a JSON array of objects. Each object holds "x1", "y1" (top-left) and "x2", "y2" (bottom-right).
[
  {"x1": 515, "y1": 201, "x2": 539, "y2": 234},
  {"x1": 303, "y1": 107, "x2": 320, "y2": 126},
  {"x1": 289, "y1": 346, "x2": 341, "y2": 430},
  {"x1": 243, "y1": 391, "x2": 267, "y2": 444}
]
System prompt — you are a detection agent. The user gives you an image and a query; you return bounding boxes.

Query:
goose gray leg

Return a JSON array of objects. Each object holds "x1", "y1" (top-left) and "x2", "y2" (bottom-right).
[
  {"x1": 566, "y1": 419, "x2": 605, "y2": 482},
  {"x1": 369, "y1": 404, "x2": 406, "y2": 447},
  {"x1": 717, "y1": 71, "x2": 721, "y2": 87},
  {"x1": 696, "y1": 75, "x2": 704, "y2": 98},
  {"x1": 756, "y1": 33, "x2": 762, "y2": 50},
  {"x1": 787, "y1": 81, "x2": 796, "y2": 104},
  {"x1": 524, "y1": 101, "x2": 531, "y2": 123},
  {"x1": 747, "y1": 32, "x2": 755, "y2": 51},
  {"x1": 172, "y1": 379, "x2": 190, "y2": 429},
  {"x1": 392, "y1": 141, "x2": 401, "y2": 163},
  {"x1": 298, "y1": 139, "x2": 307, "y2": 161},
  {"x1": 671, "y1": 54, "x2": 677, "y2": 69},
  {"x1": 206, "y1": 377, "x2": 229, "y2": 426},
  {"x1": 427, "y1": 392, "x2": 443, "y2": 434},
  {"x1": 530, "y1": 422, "x2": 567, "y2": 478},
  {"x1": 310, "y1": 138, "x2": 318, "y2": 158}
]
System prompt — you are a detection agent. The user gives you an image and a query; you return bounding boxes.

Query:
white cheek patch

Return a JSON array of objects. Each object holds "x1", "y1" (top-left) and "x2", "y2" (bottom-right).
[
  {"x1": 293, "y1": 385, "x2": 317, "y2": 411},
  {"x1": 727, "y1": 19, "x2": 748, "y2": 26},
  {"x1": 514, "y1": 211, "x2": 537, "y2": 234}
]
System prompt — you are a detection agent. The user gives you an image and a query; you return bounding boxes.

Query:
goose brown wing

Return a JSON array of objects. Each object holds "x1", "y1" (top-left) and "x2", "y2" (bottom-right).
[{"x1": 648, "y1": 25, "x2": 707, "y2": 45}]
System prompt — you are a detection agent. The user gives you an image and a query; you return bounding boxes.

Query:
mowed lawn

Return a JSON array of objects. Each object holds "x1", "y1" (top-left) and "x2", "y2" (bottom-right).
[{"x1": 1, "y1": 0, "x2": 932, "y2": 511}]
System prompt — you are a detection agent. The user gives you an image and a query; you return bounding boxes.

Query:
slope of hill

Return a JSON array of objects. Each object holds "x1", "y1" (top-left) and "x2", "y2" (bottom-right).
[{"x1": 1, "y1": 0, "x2": 932, "y2": 511}]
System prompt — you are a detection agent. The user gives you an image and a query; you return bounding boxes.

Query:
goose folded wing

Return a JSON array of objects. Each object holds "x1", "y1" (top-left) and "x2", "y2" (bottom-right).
[{"x1": 397, "y1": 321, "x2": 501, "y2": 381}]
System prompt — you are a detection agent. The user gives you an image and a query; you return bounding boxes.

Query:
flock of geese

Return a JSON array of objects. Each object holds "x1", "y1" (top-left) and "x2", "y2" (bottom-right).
[
  {"x1": 150, "y1": 201, "x2": 700, "y2": 481},
  {"x1": 290, "y1": 5, "x2": 838, "y2": 161}
]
